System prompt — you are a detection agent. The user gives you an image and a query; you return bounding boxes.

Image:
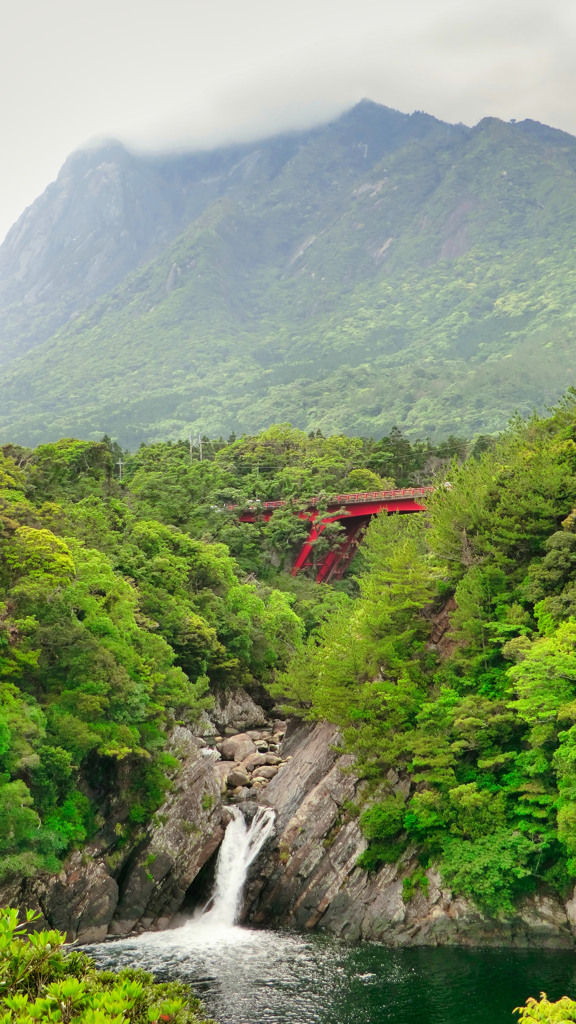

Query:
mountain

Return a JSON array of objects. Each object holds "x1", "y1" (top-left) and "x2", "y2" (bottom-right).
[{"x1": 1, "y1": 101, "x2": 576, "y2": 447}]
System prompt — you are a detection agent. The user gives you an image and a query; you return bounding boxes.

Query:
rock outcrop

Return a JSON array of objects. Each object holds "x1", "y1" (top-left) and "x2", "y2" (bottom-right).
[
  {"x1": 244, "y1": 720, "x2": 576, "y2": 949},
  {"x1": 212, "y1": 690, "x2": 270, "y2": 734},
  {"x1": 213, "y1": 721, "x2": 287, "y2": 800},
  {"x1": 219, "y1": 734, "x2": 257, "y2": 762},
  {"x1": 108, "y1": 727, "x2": 225, "y2": 937},
  {"x1": 0, "y1": 697, "x2": 288, "y2": 942},
  {"x1": 0, "y1": 854, "x2": 119, "y2": 945}
]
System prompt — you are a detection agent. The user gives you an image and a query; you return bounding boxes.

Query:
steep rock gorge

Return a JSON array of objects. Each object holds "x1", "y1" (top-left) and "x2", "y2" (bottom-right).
[
  {"x1": 0, "y1": 727, "x2": 224, "y2": 944},
  {"x1": 4, "y1": 701, "x2": 576, "y2": 948},
  {"x1": 0, "y1": 690, "x2": 273, "y2": 943}
]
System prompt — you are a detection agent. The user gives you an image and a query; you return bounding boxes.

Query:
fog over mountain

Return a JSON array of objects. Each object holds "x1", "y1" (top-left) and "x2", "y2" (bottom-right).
[
  {"x1": 3, "y1": 0, "x2": 576, "y2": 242},
  {"x1": 0, "y1": 100, "x2": 575, "y2": 448}
]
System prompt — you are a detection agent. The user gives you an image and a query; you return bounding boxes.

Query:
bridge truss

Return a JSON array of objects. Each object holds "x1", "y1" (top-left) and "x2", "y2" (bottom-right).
[{"x1": 236, "y1": 487, "x2": 433, "y2": 583}]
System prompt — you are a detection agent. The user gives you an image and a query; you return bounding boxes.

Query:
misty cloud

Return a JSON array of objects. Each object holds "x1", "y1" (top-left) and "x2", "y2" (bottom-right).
[{"x1": 2, "y1": 0, "x2": 576, "y2": 239}]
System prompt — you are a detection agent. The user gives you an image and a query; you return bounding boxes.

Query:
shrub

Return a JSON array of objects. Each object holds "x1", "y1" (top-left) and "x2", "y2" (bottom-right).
[
  {"x1": 440, "y1": 828, "x2": 540, "y2": 917},
  {"x1": 357, "y1": 839, "x2": 407, "y2": 873},
  {"x1": 357, "y1": 794, "x2": 408, "y2": 873},
  {"x1": 0, "y1": 907, "x2": 212, "y2": 1023},
  {"x1": 515, "y1": 992, "x2": 576, "y2": 1022},
  {"x1": 402, "y1": 866, "x2": 430, "y2": 902},
  {"x1": 359, "y1": 795, "x2": 405, "y2": 841}
]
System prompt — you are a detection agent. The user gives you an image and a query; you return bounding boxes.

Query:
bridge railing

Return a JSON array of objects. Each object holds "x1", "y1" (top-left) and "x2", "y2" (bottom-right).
[
  {"x1": 322, "y1": 487, "x2": 434, "y2": 507},
  {"x1": 227, "y1": 486, "x2": 434, "y2": 513}
]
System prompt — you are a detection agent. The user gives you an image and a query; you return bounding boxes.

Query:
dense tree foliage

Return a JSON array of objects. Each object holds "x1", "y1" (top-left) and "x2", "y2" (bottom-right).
[
  {"x1": 0, "y1": 421, "x2": 471, "y2": 885},
  {"x1": 272, "y1": 393, "x2": 576, "y2": 916},
  {"x1": 7, "y1": 405, "x2": 576, "y2": 923},
  {"x1": 0, "y1": 433, "x2": 315, "y2": 879},
  {"x1": 0, "y1": 422, "x2": 457, "y2": 884}
]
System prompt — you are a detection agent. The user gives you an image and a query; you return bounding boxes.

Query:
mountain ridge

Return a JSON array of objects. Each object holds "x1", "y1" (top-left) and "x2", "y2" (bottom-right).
[{"x1": 1, "y1": 100, "x2": 576, "y2": 447}]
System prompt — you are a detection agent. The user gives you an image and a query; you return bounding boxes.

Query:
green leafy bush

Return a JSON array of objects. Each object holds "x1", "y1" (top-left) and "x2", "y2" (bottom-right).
[
  {"x1": 402, "y1": 867, "x2": 430, "y2": 903},
  {"x1": 356, "y1": 839, "x2": 408, "y2": 873},
  {"x1": 440, "y1": 829, "x2": 540, "y2": 917},
  {"x1": 360, "y1": 796, "x2": 406, "y2": 841},
  {"x1": 0, "y1": 907, "x2": 212, "y2": 1023},
  {"x1": 515, "y1": 993, "x2": 576, "y2": 1022}
]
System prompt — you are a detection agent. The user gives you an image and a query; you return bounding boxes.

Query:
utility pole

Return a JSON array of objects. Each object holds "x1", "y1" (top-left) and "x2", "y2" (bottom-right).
[
  {"x1": 189, "y1": 434, "x2": 194, "y2": 462},
  {"x1": 198, "y1": 435, "x2": 203, "y2": 462},
  {"x1": 116, "y1": 459, "x2": 123, "y2": 482}
]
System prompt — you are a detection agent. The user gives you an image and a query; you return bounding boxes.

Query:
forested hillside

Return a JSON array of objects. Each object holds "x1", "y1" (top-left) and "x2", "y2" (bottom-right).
[
  {"x1": 273, "y1": 393, "x2": 576, "y2": 916},
  {"x1": 2, "y1": 423, "x2": 439, "y2": 884},
  {"x1": 0, "y1": 434, "x2": 306, "y2": 882},
  {"x1": 1, "y1": 102, "x2": 576, "y2": 446}
]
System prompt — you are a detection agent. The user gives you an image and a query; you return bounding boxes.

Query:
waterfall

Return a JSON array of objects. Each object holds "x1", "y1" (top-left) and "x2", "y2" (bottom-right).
[
  {"x1": 198, "y1": 806, "x2": 276, "y2": 929},
  {"x1": 133, "y1": 806, "x2": 275, "y2": 947}
]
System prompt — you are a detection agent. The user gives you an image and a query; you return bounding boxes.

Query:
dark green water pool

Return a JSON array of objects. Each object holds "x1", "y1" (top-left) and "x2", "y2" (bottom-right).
[{"x1": 86, "y1": 923, "x2": 576, "y2": 1024}]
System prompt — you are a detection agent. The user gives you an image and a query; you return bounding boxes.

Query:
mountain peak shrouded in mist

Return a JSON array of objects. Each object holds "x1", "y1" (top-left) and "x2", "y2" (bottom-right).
[
  {"x1": 1, "y1": 99, "x2": 576, "y2": 447},
  {"x1": 0, "y1": 100, "x2": 442, "y2": 333}
]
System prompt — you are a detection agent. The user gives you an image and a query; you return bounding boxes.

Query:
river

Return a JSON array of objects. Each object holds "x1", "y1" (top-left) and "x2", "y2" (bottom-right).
[{"x1": 86, "y1": 923, "x2": 576, "y2": 1024}]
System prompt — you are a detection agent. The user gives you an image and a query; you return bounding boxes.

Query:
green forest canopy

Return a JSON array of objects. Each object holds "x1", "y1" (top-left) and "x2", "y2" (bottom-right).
[
  {"x1": 272, "y1": 392, "x2": 576, "y2": 915},
  {"x1": 0, "y1": 422, "x2": 465, "y2": 885}
]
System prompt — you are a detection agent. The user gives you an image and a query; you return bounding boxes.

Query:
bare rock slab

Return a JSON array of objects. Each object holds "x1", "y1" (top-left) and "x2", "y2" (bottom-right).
[
  {"x1": 213, "y1": 691, "x2": 268, "y2": 732},
  {"x1": 110, "y1": 726, "x2": 224, "y2": 936}
]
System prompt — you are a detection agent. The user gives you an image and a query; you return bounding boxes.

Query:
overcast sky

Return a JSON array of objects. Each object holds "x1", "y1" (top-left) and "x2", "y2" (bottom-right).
[{"x1": 2, "y1": 0, "x2": 576, "y2": 241}]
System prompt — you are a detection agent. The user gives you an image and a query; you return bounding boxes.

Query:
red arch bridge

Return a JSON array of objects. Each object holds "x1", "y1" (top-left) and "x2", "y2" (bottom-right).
[{"x1": 234, "y1": 487, "x2": 433, "y2": 583}]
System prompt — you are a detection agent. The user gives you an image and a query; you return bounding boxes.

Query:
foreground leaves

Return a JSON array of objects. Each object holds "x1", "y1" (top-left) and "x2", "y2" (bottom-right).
[
  {"x1": 515, "y1": 993, "x2": 576, "y2": 1023},
  {"x1": 0, "y1": 907, "x2": 211, "y2": 1023}
]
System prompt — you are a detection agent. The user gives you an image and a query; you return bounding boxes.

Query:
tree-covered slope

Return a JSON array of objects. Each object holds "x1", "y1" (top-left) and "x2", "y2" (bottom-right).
[
  {"x1": 273, "y1": 392, "x2": 576, "y2": 916},
  {"x1": 2, "y1": 422, "x2": 431, "y2": 884},
  {"x1": 0, "y1": 436, "x2": 307, "y2": 881},
  {"x1": 0, "y1": 102, "x2": 436, "y2": 366},
  {"x1": 0, "y1": 421, "x2": 468, "y2": 886},
  {"x1": 2, "y1": 103, "x2": 576, "y2": 445},
  {"x1": 7, "y1": 401, "x2": 576, "y2": 923}
]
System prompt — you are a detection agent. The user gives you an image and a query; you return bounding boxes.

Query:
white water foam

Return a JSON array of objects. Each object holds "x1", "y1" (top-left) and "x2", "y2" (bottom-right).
[
  {"x1": 201, "y1": 806, "x2": 276, "y2": 928},
  {"x1": 136, "y1": 805, "x2": 276, "y2": 948}
]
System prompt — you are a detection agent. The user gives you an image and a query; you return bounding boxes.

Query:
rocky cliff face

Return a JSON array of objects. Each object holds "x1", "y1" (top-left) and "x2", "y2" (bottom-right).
[
  {"x1": 0, "y1": 691, "x2": 288, "y2": 944},
  {"x1": 0, "y1": 726, "x2": 224, "y2": 944},
  {"x1": 108, "y1": 727, "x2": 225, "y2": 938},
  {"x1": 245, "y1": 720, "x2": 576, "y2": 949}
]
